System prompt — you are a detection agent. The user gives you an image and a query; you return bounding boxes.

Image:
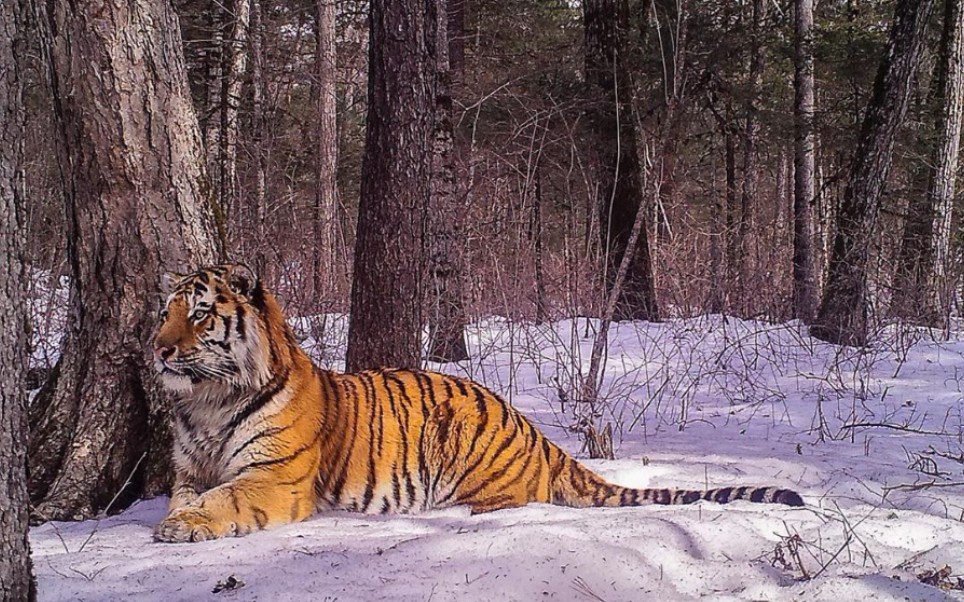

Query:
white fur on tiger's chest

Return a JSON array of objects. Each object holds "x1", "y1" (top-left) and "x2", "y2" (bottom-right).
[
  {"x1": 173, "y1": 386, "x2": 296, "y2": 489},
  {"x1": 173, "y1": 402, "x2": 237, "y2": 490}
]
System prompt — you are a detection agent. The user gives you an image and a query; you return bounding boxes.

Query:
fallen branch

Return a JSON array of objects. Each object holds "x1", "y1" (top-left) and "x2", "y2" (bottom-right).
[
  {"x1": 839, "y1": 422, "x2": 949, "y2": 436},
  {"x1": 882, "y1": 480, "x2": 964, "y2": 494}
]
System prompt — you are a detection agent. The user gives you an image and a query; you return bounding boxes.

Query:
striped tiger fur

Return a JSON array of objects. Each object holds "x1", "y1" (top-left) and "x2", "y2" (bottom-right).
[{"x1": 151, "y1": 264, "x2": 803, "y2": 543}]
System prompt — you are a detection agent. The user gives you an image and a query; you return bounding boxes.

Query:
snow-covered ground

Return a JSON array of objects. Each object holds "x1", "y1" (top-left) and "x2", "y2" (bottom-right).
[{"x1": 32, "y1": 316, "x2": 964, "y2": 601}]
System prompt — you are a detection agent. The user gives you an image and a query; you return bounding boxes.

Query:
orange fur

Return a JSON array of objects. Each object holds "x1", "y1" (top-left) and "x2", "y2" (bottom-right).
[{"x1": 151, "y1": 265, "x2": 802, "y2": 543}]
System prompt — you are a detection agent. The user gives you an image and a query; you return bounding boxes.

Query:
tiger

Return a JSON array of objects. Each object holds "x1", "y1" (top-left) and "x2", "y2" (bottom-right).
[{"x1": 151, "y1": 264, "x2": 803, "y2": 543}]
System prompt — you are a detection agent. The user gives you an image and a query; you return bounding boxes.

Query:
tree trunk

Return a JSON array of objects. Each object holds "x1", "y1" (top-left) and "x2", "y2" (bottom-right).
[
  {"x1": 346, "y1": 0, "x2": 437, "y2": 371},
  {"x1": 313, "y1": 0, "x2": 340, "y2": 308},
  {"x1": 218, "y1": 0, "x2": 250, "y2": 223},
  {"x1": 811, "y1": 0, "x2": 936, "y2": 346},
  {"x1": 891, "y1": 0, "x2": 964, "y2": 325},
  {"x1": 724, "y1": 124, "x2": 738, "y2": 305},
  {"x1": 427, "y1": 0, "x2": 469, "y2": 362},
  {"x1": 0, "y1": 0, "x2": 36, "y2": 596},
  {"x1": 249, "y1": 0, "x2": 268, "y2": 273},
  {"x1": 29, "y1": 0, "x2": 221, "y2": 521},
  {"x1": 737, "y1": 0, "x2": 768, "y2": 314},
  {"x1": 580, "y1": 120, "x2": 660, "y2": 457},
  {"x1": 708, "y1": 137, "x2": 725, "y2": 314},
  {"x1": 533, "y1": 165, "x2": 550, "y2": 324},
  {"x1": 202, "y1": 4, "x2": 224, "y2": 168},
  {"x1": 449, "y1": 0, "x2": 465, "y2": 74},
  {"x1": 584, "y1": 0, "x2": 660, "y2": 322},
  {"x1": 792, "y1": 0, "x2": 817, "y2": 322},
  {"x1": 652, "y1": 0, "x2": 689, "y2": 242},
  {"x1": 197, "y1": 0, "x2": 248, "y2": 224}
]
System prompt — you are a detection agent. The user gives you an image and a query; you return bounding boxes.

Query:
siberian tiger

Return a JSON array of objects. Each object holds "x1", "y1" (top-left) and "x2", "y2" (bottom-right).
[{"x1": 151, "y1": 264, "x2": 803, "y2": 543}]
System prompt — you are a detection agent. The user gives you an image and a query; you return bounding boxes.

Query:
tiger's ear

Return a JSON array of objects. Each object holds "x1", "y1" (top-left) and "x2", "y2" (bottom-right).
[
  {"x1": 225, "y1": 264, "x2": 258, "y2": 298},
  {"x1": 160, "y1": 271, "x2": 185, "y2": 293}
]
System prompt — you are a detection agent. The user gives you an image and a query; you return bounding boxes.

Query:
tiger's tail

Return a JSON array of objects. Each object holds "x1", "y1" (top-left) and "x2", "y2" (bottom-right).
[{"x1": 550, "y1": 456, "x2": 804, "y2": 508}]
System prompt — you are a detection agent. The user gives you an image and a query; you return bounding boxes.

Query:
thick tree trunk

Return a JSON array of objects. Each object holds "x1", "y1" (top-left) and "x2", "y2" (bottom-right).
[
  {"x1": 313, "y1": 0, "x2": 340, "y2": 306},
  {"x1": 29, "y1": 0, "x2": 221, "y2": 521},
  {"x1": 891, "y1": 0, "x2": 964, "y2": 325},
  {"x1": 346, "y1": 0, "x2": 437, "y2": 371},
  {"x1": 792, "y1": 0, "x2": 817, "y2": 322},
  {"x1": 811, "y1": 0, "x2": 936, "y2": 346},
  {"x1": 585, "y1": 0, "x2": 660, "y2": 322},
  {"x1": 427, "y1": 0, "x2": 469, "y2": 362},
  {"x1": 0, "y1": 0, "x2": 35, "y2": 596}
]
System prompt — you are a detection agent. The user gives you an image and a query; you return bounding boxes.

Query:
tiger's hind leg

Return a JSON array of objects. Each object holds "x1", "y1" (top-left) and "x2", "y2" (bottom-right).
[{"x1": 424, "y1": 391, "x2": 555, "y2": 513}]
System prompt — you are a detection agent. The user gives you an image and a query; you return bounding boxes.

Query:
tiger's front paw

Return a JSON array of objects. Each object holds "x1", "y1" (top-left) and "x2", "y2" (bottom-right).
[{"x1": 153, "y1": 507, "x2": 235, "y2": 543}]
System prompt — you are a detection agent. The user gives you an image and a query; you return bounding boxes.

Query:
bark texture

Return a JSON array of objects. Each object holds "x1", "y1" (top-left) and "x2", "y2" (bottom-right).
[
  {"x1": 346, "y1": 0, "x2": 437, "y2": 371},
  {"x1": 313, "y1": 0, "x2": 340, "y2": 303},
  {"x1": 427, "y1": 0, "x2": 470, "y2": 362},
  {"x1": 810, "y1": 0, "x2": 935, "y2": 346},
  {"x1": 29, "y1": 0, "x2": 221, "y2": 521},
  {"x1": 584, "y1": 0, "x2": 660, "y2": 322},
  {"x1": 891, "y1": 0, "x2": 964, "y2": 324},
  {"x1": 792, "y1": 0, "x2": 817, "y2": 322},
  {"x1": 0, "y1": 0, "x2": 36, "y2": 596}
]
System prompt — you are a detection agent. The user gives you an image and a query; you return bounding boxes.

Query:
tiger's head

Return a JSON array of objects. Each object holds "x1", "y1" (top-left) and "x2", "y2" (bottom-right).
[{"x1": 152, "y1": 264, "x2": 274, "y2": 394}]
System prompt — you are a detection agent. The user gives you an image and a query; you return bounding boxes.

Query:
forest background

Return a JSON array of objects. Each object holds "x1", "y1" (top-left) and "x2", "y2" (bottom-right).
[{"x1": 3, "y1": 0, "x2": 964, "y2": 597}]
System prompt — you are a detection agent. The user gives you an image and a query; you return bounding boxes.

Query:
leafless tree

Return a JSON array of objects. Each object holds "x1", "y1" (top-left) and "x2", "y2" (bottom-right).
[
  {"x1": 737, "y1": 0, "x2": 768, "y2": 309},
  {"x1": 313, "y1": 0, "x2": 340, "y2": 305},
  {"x1": 811, "y1": 0, "x2": 936, "y2": 346},
  {"x1": 427, "y1": 0, "x2": 470, "y2": 362},
  {"x1": 792, "y1": 0, "x2": 817, "y2": 322},
  {"x1": 584, "y1": 0, "x2": 660, "y2": 322},
  {"x1": 891, "y1": 0, "x2": 964, "y2": 325}
]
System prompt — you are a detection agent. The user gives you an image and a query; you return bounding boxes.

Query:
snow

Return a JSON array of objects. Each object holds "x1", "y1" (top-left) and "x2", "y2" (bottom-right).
[
  {"x1": 27, "y1": 269, "x2": 68, "y2": 370},
  {"x1": 31, "y1": 316, "x2": 964, "y2": 601}
]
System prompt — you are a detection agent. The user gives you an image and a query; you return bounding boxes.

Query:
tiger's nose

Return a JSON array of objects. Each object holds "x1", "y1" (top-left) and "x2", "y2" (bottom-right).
[{"x1": 154, "y1": 345, "x2": 176, "y2": 361}]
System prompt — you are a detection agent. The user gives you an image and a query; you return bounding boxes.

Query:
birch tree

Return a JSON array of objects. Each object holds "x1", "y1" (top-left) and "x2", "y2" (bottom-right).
[
  {"x1": 792, "y1": 0, "x2": 817, "y2": 322},
  {"x1": 891, "y1": 0, "x2": 964, "y2": 325}
]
